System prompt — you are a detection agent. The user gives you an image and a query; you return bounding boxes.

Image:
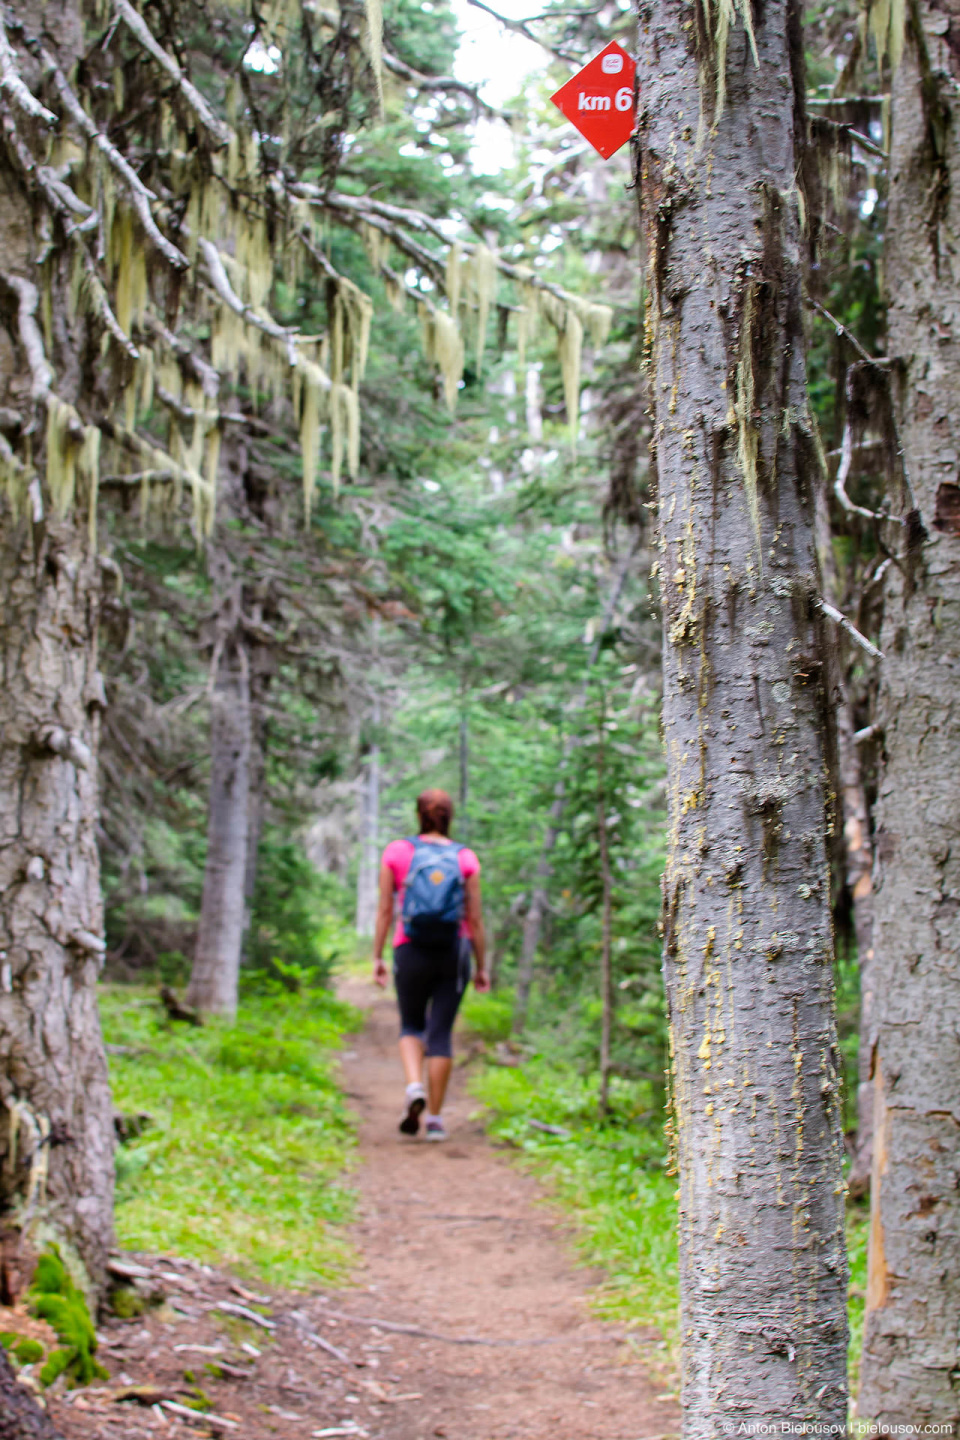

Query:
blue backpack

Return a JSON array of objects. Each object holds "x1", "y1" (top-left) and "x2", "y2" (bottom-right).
[{"x1": 402, "y1": 838, "x2": 465, "y2": 940}]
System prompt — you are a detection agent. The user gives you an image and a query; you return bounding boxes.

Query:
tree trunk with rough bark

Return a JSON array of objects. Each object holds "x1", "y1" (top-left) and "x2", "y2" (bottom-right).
[
  {"x1": 0, "y1": 1343, "x2": 64, "y2": 1440},
  {"x1": 187, "y1": 632, "x2": 251, "y2": 1017},
  {"x1": 859, "y1": 8, "x2": 960, "y2": 1426},
  {"x1": 0, "y1": 514, "x2": 114, "y2": 1294},
  {"x1": 636, "y1": 0, "x2": 848, "y2": 1429}
]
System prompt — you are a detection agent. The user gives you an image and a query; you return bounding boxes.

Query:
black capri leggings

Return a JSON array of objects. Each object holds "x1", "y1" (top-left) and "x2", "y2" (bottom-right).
[{"x1": 393, "y1": 932, "x2": 471, "y2": 1059}]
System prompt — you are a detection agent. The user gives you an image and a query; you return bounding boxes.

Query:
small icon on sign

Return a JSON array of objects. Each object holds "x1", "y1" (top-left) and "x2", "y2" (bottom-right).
[{"x1": 601, "y1": 53, "x2": 623, "y2": 73}]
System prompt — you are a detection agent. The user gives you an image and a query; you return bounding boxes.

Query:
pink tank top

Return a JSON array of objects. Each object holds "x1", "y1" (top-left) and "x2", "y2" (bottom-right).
[{"x1": 381, "y1": 838, "x2": 480, "y2": 947}]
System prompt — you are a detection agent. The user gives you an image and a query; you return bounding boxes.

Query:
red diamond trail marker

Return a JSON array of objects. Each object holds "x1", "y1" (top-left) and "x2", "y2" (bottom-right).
[{"x1": 549, "y1": 41, "x2": 636, "y2": 160}]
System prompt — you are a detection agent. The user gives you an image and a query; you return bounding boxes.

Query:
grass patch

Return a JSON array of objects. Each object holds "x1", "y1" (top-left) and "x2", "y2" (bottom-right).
[
  {"x1": 102, "y1": 984, "x2": 360, "y2": 1287},
  {"x1": 470, "y1": 1050, "x2": 872, "y2": 1380}
]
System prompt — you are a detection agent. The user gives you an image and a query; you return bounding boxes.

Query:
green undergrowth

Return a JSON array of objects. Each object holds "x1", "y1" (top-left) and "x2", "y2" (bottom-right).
[
  {"x1": 101, "y1": 983, "x2": 360, "y2": 1287},
  {"x1": 464, "y1": 998, "x2": 873, "y2": 1384}
]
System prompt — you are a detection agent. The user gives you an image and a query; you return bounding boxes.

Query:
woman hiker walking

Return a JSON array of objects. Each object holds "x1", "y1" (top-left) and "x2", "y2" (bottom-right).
[{"x1": 372, "y1": 788, "x2": 489, "y2": 1141}]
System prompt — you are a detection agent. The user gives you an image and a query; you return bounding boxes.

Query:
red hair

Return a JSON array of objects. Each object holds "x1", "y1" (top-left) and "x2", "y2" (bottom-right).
[{"x1": 417, "y1": 788, "x2": 454, "y2": 836}]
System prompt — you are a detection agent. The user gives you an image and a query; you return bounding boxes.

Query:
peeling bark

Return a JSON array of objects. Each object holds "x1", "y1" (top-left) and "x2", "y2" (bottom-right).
[
  {"x1": 859, "y1": 3, "x2": 960, "y2": 1424},
  {"x1": 0, "y1": 513, "x2": 114, "y2": 1291},
  {"x1": 636, "y1": 0, "x2": 848, "y2": 1428}
]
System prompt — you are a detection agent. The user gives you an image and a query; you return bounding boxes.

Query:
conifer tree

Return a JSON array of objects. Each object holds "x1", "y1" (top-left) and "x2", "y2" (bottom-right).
[
  {"x1": 858, "y1": 0, "x2": 960, "y2": 1425},
  {"x1": 635, "y1": 0, "x2": 849, "y2": 1426}
]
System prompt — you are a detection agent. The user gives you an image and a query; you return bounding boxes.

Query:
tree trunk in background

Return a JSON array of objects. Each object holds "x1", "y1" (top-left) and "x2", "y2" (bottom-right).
[
  {"x1": 354, "y1": 686, "x2": 381, "y2": 939},
  {"x1": 241, "y1": 708, "x2": 265, "y2": 959},
  {"x1": 0, "y1": 515, "x2": 114, "y2": 1294},
  {"x1": 187, "y1": 635, "x2": 251, "y2": 1016},
  {"x1": 859, "y1": 12, "x2": 960, "y2": 1426},
  {"x1": 838, "y1": 691, "x2": 875, "y2": 1197},
  {"x1": 458, "y1": 687, "x2": 469, "y2": 840},
  {"x1": 814, "y1": 491, "x2": 876, "y2": 1193},
  {"x1": 637, "y1": 0, "x2": 848, "y2": 1426}
]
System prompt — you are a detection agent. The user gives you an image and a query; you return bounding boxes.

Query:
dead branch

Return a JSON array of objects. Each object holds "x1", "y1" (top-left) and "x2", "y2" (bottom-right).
[
  {"x1": 146, "y1": 315, "x2": 220, "y2": 399},
  {"x1": 199, "y1": 238, "x2": 310, "y2": 372},
  {"x1": 382, "y1": 49, "x2": 503, "y2": 117},
  {"x1": 0, "y1": 10, "x2": 56, "y2": 127},
  {"x1": 0, "y1": 272, "x2": 53, "y2": 399},
  {"x1": 808, "y1": 298, "x2": 889, "y2": 370},
  {"x1": 81, "y1": 253, "x2": 140, "y2": 359},
  {"x1": 315, "y1": 1308, "x2": 565, "y2": 1346},
  {"x1": 833, "y1": 415, "x2": 887, "y2": 522},
  {"x1": 113, "y1": 0, "x2": 232, "y2": 148},
  {"x1": 38, "y1": 49, "x2": 189, "y2": 271},
  {"x1": 463, "y1": 0, "x2": 579, "y2": 63},
  {"x1": 818, "y1": 599, "x2": 884, "y2": 661}
]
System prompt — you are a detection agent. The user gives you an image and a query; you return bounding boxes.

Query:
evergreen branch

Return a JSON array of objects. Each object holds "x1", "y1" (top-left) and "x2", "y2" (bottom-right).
[
  {"x1": 112, "y1": 0, "x2": 233, "y2": 148},
  {"x1": 0, "y1": 9, "x2": 56, "y2": 126},
  {"x1": 37, "y1": 48, "x2": 189, "y2": 271}
]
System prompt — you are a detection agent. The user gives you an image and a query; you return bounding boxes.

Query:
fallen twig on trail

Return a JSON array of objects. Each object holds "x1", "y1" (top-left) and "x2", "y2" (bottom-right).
[
  {"x1": 430, "y1": 1212, "x2": 524, "y2": 1222},
  {"x1": 210, "y1": 1300, "x2": 275, "y2": 1330},
  {"x1": 314, "y1": 1309, "x2": 565, "y2": 1346},
  {"x1": 160, "y1": 1399, "x2": 239, "y2": 1430}
]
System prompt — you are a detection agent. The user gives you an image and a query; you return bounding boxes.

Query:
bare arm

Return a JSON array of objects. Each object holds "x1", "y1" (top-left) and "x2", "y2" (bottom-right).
[
  {"x1": 372, "y1": 862, "x2": 394, "y2": 986},
  {"x1": 464, "y1": 872, "x2": 489, "y2": 990}
]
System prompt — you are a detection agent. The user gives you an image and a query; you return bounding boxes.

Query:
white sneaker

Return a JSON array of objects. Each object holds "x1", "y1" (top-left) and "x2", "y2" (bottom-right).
[{"x1": 399, "y1": 1083, "x2": 426, "y2": 1136}]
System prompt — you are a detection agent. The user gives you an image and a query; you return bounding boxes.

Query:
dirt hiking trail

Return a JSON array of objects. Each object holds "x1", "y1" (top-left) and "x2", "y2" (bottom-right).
[
  {"x1": 24, "y1": 984, "x2": 677, "y2": 1440},
  {"x1": 333, "y1": 977, "x2": 678, "y2": 1440}
]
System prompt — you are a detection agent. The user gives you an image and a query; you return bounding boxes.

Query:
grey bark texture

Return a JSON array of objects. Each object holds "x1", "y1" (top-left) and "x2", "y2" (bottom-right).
[
  {"x1": 0, "y1": 0, "x2": 115, "y2": 1288},
  {"x1": 859, "y1": 5, "x2": 960, "y2": 1424},
  {"x1": 187, "y1": 610, "x2": 251, "y2": 1017},
  {"x1": 0, "y1": 514, "x2": 115, "y2": 1292},
  {"x1": 636, "y1": 0, "x2": 848, "y2": 1429}
]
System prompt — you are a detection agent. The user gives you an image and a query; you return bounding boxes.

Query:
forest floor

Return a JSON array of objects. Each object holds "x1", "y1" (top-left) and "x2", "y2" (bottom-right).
[{"x1": 23, "y1": 979, "x2": 678, "y2": 1440}]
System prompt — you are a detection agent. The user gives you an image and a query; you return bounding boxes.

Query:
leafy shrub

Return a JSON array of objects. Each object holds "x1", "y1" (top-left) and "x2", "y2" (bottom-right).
[
  {"x1": 460, "y1": 989, "x2": 514, "y2": 1043},
  {"x1": 102, "y1": 985, "x2": 359, "y2": 1285}
]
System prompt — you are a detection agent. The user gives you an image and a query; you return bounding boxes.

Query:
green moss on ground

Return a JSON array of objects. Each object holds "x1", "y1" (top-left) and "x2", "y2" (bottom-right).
[{"x1": 102, "y1": 985, "x2": 360, "y2": 1287}]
